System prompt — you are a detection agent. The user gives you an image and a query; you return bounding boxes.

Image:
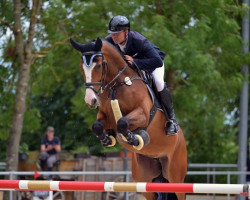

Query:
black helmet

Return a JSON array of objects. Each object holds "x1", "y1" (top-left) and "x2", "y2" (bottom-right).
[{"x1": 108, "y1": 15, "x2": 130, "y2": 33}]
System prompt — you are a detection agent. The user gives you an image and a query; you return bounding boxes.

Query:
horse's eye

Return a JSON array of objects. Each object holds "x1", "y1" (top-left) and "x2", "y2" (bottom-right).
[
  {"x1": 93, "y1": 57, "x2": 100, "y2": 62},
  {"x1": 95, "y1": 64, "x2": 101, "y2": 71}
]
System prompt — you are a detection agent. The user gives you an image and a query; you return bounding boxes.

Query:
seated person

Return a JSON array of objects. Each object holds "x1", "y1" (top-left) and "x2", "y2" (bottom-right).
[{"x1": 39, "y1": 126, "x2": 61, "y2": 171}]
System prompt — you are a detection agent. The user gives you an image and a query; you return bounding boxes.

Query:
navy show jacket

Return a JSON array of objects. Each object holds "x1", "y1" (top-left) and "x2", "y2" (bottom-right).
[{"x1": 105, "y1": 31, "x2": 166, "y2": 73}]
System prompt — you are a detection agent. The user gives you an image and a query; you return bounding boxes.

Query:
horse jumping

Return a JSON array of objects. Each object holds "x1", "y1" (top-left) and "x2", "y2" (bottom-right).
[{"x1": 70, "y1": 37, "x2": 187, "y2": 200}]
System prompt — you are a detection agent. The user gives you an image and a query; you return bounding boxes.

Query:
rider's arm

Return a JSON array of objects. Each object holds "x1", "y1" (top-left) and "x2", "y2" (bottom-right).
[
  {"x1": 41, "y1": 144, "x2": 46, "y2": 151},
  {"x1": 53, "y1": 137, "x2": 61, "y2": 153},
  {"x1": 132, "y1": 40, "x2": 163, "y2": 73},
  {"x1": 41, "y1": 144, "x2": 54, "y2": 152},
  {"x1": 53, "y1": 144, "x2": 61, "y2": 153}
]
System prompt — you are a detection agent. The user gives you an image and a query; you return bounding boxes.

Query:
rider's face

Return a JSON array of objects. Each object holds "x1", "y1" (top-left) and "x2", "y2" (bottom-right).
[
  {"x1": 46, "y1": 130, "x2": 54, "y2": 140},
  {"x1": 110, "y1": 30, "x2": 127, "y2": 45}
]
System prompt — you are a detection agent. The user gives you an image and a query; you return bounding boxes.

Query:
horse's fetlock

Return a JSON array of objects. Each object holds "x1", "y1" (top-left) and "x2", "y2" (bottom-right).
[
  {"x1": 101, "y1": 136, "x2": 112, "y2": 147},
  {"x1": 117, "y1": 118, "x2": 129, "y2": 133},
  {"x1": 126, "y1": 131, "x2": 139, "y2": 146}
]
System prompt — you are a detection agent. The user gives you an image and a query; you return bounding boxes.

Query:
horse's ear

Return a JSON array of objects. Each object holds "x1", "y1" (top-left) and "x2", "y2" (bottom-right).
[
  {"x1": 70, "y1": 38, "x2": 85, "y2": 52},
  {"x1": 94, "y1": 37, "x2": 102, "y2": 51}
]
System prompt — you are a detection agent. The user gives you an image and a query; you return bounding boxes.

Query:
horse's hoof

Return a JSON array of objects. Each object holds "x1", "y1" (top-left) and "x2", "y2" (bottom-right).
[
  {"x1": 107, "y1": 135, "x2": 116, "y2": 147},
  {"x1": 133, "y1": 134, "x2": 144, "y2": 150}
]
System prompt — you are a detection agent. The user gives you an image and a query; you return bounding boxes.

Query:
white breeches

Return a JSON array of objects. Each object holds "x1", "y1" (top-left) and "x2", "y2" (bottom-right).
[{"x1": 152, "y1": 64, "x2": 165, "y2": 92}]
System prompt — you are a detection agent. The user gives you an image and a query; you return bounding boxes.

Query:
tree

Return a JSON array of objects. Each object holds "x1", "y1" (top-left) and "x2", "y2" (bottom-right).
[
  {"x1": 2, "y1": 0, "x2": 41, "y2": 172},
  {"x1": 139, "y1": 0, "x2": 244, "y2": 163},
  {"x1": 0, "y1": 0, "x2": 248, "y2": 170}
]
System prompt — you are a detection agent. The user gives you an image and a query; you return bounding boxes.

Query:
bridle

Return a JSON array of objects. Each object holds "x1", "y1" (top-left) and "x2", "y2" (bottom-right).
[{"x1": 82, "y1": 51, "x2": 129, "y2": 96}]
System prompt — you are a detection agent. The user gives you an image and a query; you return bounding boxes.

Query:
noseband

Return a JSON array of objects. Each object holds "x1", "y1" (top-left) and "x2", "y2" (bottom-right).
[{"x1": 82, "y1": 51, "x2": 129, "y2": 96}]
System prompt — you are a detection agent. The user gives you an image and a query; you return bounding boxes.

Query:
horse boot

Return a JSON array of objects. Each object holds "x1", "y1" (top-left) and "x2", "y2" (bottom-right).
[{"x1": 159, "y1": 84, "x2": 178, "y2": 135}]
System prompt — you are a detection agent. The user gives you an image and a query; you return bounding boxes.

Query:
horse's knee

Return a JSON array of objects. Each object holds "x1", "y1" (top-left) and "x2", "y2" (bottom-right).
[
  {"x1": 117, "y1": 118, "x2": 129, "y2": 133},
  {"x1": 92, "y1": 121, "x2": 115, "y2": 147},
  {"x1": 92, "y1": 120, "x2": 104, "y2": 137}
]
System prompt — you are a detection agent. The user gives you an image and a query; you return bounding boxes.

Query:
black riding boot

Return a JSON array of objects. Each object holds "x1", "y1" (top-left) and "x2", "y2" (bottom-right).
[{"x1": 159, "y1": 84, "x2": 178, "y2": 135}]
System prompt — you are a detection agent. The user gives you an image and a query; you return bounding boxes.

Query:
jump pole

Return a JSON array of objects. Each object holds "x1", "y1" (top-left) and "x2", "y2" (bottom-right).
[{"x1": 0, "y1": 180, "x2": 249, "y2": 196}]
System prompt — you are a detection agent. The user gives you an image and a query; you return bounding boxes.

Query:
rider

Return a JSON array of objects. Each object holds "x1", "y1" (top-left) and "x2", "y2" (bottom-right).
[{"x1": 105, "y1": 15, "x2": 178, "y2": 135}]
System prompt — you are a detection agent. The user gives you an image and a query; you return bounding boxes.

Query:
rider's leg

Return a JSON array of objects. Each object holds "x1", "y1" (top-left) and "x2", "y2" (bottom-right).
[
  {"x1": 40, "y1": 160, "x2": 46, "y2": 171},
  {"x1": 152, "y1": 65, "x2": 178, "y2": 135},
  {"x1": 47, "y1": 154, "x2": 58, "y2": 171},
  {"x1": 152, "y1": 65, "x2": 165, "y2": 92},
  {"x1": 40, "y1": 151, "x2": 49, "y2": 171},
  {"x1": 46, "y1": 154, "x2": 58, "y2": 179}
]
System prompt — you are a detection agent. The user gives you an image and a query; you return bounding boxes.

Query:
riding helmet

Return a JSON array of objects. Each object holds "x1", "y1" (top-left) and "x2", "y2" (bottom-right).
[{"x1": 108, "y1": 15, "x2": 130, "y2": 33}]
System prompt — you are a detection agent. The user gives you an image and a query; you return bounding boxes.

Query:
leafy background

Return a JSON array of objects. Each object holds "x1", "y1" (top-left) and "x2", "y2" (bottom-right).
[{"x1": 0, "y1": 0, "x2": 249, "y2": 169}]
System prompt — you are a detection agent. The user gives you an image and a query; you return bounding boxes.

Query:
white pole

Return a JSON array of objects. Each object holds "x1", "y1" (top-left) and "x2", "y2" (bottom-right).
[
  {"x1": 237, "y1": 1, "x2": 249, "y2": 200},
  {"x1": 48, "y1": 191, "x2": 53, "y2": 200}
]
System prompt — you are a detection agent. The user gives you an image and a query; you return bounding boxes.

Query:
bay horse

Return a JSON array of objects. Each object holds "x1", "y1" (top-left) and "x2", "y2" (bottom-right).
[{"x1": 70, "y1": 37, "x2": 187, "y2": 200}]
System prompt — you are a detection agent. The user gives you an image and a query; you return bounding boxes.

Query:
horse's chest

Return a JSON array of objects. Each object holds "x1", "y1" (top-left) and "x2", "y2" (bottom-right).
[{"x1": 99, "y1": 104, "x2": 115, "y2": 122}]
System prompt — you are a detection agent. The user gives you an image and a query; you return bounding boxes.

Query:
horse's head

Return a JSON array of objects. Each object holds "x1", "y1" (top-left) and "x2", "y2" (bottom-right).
[{"x1": 70, "y1": 38, "x2": 104, "y2": 109}]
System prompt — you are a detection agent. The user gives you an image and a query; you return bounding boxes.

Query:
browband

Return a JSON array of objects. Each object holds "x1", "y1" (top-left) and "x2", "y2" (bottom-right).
[
  {"x1": 82, "y1": 51, "x2": 102, "y2": 56},
  {"x1": 82, "y1": 52, "x2": 102, "y2": 68}
]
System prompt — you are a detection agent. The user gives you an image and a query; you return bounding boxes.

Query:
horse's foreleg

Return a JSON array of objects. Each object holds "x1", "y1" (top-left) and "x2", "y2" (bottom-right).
[
  {"x1": 92, "y1": 120, "x2": 115, "y2": 147},
  {"x1": 117, "y1": 118, "x2": 139, "y2": 146},
  {"x1": 117, "y1": 107, "x2": 147, "y2": 146}
]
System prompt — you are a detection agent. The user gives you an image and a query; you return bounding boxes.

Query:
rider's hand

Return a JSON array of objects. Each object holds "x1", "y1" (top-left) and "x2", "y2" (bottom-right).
[
  {"x1": 46, "y1": 145, "x2": 53, "y2": 151},
  {"x1": 124, "y1": 55, "x2": 133, "y2": 65}
]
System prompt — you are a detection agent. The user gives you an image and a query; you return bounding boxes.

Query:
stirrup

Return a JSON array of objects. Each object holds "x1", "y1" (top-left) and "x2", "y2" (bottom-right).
[{"x1": 164, "y1": 120, "x2": 178, "y2": 136}]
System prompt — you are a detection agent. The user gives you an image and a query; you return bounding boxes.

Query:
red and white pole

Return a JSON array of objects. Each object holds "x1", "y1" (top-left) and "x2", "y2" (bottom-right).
[{"x1": 0, "y1": 180, "x2": 248, "y2": 196}]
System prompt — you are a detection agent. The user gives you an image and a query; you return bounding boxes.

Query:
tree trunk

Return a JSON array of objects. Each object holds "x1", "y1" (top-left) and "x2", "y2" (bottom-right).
[
  {"x1": 165, "y1": 68, "x2": 178, "y2": 91},
  {"x1": 6, "y1": 0, "x2": 41, "y2": 173}
]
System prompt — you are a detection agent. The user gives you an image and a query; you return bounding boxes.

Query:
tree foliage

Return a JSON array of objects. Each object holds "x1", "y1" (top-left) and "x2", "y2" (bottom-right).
[{"x1": 0, "y1": 0, "x2": 248, "y2": 165}]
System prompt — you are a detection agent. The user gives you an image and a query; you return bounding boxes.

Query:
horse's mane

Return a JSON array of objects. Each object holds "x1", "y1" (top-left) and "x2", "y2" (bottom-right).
[{"x1": 102, "y1": 40, "x2": 126, "y2": 64}]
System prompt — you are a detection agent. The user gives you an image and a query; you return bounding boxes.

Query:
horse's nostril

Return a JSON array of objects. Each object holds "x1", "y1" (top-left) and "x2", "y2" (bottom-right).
[{"x1": 91, "y1": 98, "x2": 97, "y2": 105}]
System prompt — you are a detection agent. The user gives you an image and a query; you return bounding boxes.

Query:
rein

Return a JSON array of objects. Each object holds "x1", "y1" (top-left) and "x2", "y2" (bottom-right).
[{"x1": 84, "y1": 52, "x2": 139, "y2": 98}]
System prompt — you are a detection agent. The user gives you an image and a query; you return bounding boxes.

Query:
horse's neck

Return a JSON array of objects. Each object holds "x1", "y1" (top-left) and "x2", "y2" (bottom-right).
[{"x1": 102, "y1": 44, "x2": 130, "y2": 81}]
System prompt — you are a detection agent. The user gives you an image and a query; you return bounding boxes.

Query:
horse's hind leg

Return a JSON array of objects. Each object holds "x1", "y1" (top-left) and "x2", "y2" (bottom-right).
[
  {"x1": 162, "y1": 132, "x2": 187, "y2": 200},
  {"x1": 131, "y1": 153, "x2": 161, "y2": 200}
]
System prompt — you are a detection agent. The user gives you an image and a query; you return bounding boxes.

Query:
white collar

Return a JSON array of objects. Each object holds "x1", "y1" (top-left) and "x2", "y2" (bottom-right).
[{"x1": 118, "y1": 43, "x2": 126, "y2": 53}]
